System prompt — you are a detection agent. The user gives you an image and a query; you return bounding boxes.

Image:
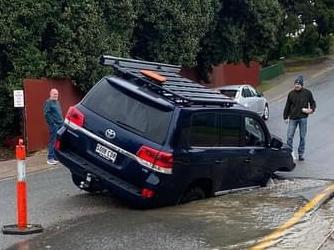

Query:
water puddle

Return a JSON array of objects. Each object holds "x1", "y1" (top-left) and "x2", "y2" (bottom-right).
[
  {"x1": 151, "y1": 179, "x2": 331, "y2": 249},
  {"x1": 6, "y1": 179, "x2": 332, "y2": 250}
]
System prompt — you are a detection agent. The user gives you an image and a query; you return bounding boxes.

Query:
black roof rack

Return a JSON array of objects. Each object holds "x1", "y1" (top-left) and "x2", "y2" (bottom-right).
[{"x1": 100, "y1": 55, "x2": 236, "y2": 107}]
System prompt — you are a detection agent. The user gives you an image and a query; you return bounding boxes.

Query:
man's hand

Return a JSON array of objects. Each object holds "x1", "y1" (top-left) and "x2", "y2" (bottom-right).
[
  {"x1": 302, "y1": 108, "x2": 313, "y2": 114},
  {"x1": 284, "y1": 119, "x2": 289, "y2": 124}
]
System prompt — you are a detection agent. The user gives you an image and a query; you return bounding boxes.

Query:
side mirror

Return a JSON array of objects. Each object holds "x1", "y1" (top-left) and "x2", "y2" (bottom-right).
[
  {"x1": 270, "y1": 137, "x2": 283, "y2": 149},
  {"x1": 256, "y1": 91, "x2": 263, "y2": 97}
]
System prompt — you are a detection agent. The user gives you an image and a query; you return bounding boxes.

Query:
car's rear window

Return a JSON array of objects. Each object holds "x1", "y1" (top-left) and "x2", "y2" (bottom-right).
[
  {"x1": 220, "y1": 90, "x2": 237, "y2": 98},
  {"x1": 82, "y1": 79, "x2": 173, "y2": 144}
]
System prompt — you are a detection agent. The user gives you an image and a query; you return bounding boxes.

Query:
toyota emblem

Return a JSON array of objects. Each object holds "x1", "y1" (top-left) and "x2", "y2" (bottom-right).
[{"x1": 105, "y1": 129, "x2": 116, "y2": 139}]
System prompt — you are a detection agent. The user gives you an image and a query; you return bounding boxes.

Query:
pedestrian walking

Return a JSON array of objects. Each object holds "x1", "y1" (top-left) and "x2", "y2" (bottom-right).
[
  {"x1": 43, "y1": 88, "x2": 63, "y2": 165},
  {"x1": 283, "y1": 75, "x2": 316, "y2": 161}
]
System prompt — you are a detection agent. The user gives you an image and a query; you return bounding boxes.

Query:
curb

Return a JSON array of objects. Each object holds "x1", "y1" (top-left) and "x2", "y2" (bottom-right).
[{"x1": 250, "y1": 182, "x2": 334, "y2": 250}]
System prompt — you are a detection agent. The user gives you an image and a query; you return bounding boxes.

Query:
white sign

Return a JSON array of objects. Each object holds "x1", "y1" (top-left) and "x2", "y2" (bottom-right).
[{"x1": 13, "y1": 90, "x2": 24, "y2": 107}]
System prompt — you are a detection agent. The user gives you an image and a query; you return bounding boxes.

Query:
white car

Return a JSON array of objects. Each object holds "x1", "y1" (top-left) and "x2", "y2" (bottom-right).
[{"x1": 215, "y1": 84, "x2": 269, "y2": 120}]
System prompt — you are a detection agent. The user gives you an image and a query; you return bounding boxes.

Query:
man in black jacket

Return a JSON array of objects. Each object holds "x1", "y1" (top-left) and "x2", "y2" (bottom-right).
[{"x1": 283, "y1": 75, "x2": 316, "y2": 161}]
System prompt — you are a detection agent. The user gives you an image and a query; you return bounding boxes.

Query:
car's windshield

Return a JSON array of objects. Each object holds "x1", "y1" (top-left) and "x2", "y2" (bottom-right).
[{"x1": 82, "y1": 79, "x2": 173, "y2": 144}]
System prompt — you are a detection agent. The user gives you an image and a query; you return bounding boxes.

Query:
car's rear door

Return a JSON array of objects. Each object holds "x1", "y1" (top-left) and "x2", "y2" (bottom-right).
[{"x1": 173, "y1": 110, "x2": 221, "y2": 190}]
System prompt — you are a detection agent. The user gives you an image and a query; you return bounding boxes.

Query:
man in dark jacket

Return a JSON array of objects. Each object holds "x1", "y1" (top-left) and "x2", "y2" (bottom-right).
[
  {"x1": 43, "y1": 88, "x2": 63, "y2": 165},
  {"x1": 283, "y1": 75, "x2": 316, "y2": 161}
]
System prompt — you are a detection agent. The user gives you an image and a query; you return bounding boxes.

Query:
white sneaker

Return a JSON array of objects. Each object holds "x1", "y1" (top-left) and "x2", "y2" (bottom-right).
[
  {"x1": 291, "y1": 152, "x2": 297, "y2": 161},
  {"x1": 47, "y1": 159, "x2": 57, "y2": 165}
]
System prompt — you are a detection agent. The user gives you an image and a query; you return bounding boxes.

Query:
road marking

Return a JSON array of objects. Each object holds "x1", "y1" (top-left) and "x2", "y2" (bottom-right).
[{"x1": 250, "y1": 183, "x2": 334, "y2": 250}]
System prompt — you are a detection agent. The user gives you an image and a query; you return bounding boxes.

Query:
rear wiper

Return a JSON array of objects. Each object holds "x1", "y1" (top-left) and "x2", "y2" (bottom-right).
[{"x1": 115, "y1": 120, "x2": 143, "y2": 134}]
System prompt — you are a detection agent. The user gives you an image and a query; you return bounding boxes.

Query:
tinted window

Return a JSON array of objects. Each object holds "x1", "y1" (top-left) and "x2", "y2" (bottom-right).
[
  {"x1": 220, "y1": 89, "x2": 238, "y2": 98},
  {"x1": 221, "y1": 114, "x2": 241, "y2": 146},
  {"x1": 190, "y1": 113, "x2": 219, "y2": 147},
  {"x1": 248, "y1": 86, "x2": 258, "y2": 96},
  {"x1": 82, "y1": 79, "x2": 172, "y2": 144},
  {"x1": 244, "y1": 117, "x2": 265, "y2": 147},
  {"x1": 242, "y1": 87, "x2": 252, "y2": 98}
]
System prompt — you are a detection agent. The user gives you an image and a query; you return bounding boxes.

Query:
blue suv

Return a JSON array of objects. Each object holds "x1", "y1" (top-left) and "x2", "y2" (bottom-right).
[{"x1": 55, "y1": 56, "x2": 295, "y2": 208}]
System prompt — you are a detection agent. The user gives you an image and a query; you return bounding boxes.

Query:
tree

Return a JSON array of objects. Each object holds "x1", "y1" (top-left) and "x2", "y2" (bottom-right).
[
  {"x1": 197, "y1": 0, "x2": 283, "y2": 80},
  {"x1": 275, "y1": 0, "x2": 334, "y2": 57},
  {"x1": 0, "y1": 0, "x2": 53, "y2": 142},
  {"x1": 0, "y1": 0, "x2": 138, "y2": 142},
  {"x1": 131, "y1": 0, "x2": 219, "y2": 66}
]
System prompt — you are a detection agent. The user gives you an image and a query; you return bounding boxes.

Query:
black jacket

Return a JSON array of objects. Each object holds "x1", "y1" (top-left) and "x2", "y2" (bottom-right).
[{"x1": 283, "y1": 88, "x2": 316, "y2": 120}]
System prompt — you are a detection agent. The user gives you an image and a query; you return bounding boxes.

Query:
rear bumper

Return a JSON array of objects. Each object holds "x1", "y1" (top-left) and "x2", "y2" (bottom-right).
[{"x1": 55, "y1": 149, "x2": 169, "y2": 208}]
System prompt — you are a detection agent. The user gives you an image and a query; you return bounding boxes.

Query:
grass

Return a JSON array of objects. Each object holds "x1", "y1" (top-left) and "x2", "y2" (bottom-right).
[
  {"x1": 257, "y1": 81, "x2": 276, "y2": 93},
  {"x1": 283, "y1": 55, "x2": 328, "y2": 67},
  {"x1": 258, "y1": 45, "x2": 334, "y2": 92},
  {"x1": 285, "y1": 65, "x2": 307, "y2": 73}
]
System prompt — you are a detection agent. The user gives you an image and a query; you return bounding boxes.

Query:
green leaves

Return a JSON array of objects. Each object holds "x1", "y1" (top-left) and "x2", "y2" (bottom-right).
[
  {"x1": 131, "y1": 0, "x2": 218, "y2": 66},
  {"x1": 0, "y1": 0, "x2": 333, "y2": 142},
  {"x1": 197, "y1": 0, "x2": 283, "y2": 79}
]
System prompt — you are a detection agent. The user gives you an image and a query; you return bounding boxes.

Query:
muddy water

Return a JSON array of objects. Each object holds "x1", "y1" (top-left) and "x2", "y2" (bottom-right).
[
  {"x1": 152, "y1": 179, "x2": 331, "y2": 249},
  {"x1": 270, "y1": 198, "x2": 334, "y2": 250}
]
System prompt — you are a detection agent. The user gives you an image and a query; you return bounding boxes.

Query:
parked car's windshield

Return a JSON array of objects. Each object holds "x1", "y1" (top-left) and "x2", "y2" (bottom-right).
[{"x1": 82, "y1": 79, "x2": 173, "y2": 144}]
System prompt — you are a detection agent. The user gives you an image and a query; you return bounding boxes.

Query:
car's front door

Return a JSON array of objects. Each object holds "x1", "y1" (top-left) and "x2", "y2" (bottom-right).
[{"x1": 239, "y1": 115, "x2": 272, "y2": 186}]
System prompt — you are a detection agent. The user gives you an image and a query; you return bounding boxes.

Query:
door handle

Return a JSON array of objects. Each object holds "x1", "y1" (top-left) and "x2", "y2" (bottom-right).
[
  {"x1": 215, "y1": 160, "x2": 223, "y2": 164},
  {"x1": 244, "y1": 159, "x2": 251, "y2": 164}
]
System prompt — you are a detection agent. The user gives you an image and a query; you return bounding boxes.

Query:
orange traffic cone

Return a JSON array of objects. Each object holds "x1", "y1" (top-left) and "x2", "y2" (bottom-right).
[{"x1": 2, "y1": 139, "x2": 43, "y2": 235}]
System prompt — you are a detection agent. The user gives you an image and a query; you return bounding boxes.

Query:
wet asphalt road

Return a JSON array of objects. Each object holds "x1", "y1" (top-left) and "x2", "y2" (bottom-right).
[
  {"x1": 1, "y1": 71, "x2": 334, "y2": 249},
  {"x1": 268, "y1": 71, "x2": 334, "y2": 180},
  {"x1": 1, "y1": 168, "x2": 332, "y2": 250}
]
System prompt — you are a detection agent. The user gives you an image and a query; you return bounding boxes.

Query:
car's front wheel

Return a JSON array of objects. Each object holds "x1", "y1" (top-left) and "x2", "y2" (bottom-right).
[{"x1": 262, "y1": 104, "x2": 269, "y2": 120}]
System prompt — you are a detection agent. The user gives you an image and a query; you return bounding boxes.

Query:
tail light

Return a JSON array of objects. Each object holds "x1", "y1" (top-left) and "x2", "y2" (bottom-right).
[
  {"x1": 141, "y1": 188, "x2": 155, "y2": 198},
  {"x1": 55, "y1": 139, "x2": 61, "y2": 150},
  {"x1": 136, "y1": 146, "x2": 173, "y2": 173},
  {"x1": 65, "y1": 106, "x2": 85, "y2": 127}
]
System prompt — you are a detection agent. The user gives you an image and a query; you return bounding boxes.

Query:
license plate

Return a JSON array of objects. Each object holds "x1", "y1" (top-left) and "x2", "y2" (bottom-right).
[{"x1": 95, "y1": 143, "x2": 117, "y2": 162}]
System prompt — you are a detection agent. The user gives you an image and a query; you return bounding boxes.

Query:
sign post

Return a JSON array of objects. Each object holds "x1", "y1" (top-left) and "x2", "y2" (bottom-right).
[
  {"x1": 13, "y1": 90, "x2": 24, "y2": 108},
  {"x1": 13, "y1": 90, "x2": 26, "y2": 146}
]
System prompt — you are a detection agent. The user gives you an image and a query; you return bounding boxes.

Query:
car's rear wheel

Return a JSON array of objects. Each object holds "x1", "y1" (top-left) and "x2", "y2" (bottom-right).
[
  {"x1": 259, "y1": 173, "x2": 272, "y2": 187},
  {"x1": 71, "y1": 173, "x2": 103, "y2": 193},
  {"x1": 263, "y1": 104, "x2": 269, "y2": 120},
  {"x1": 180, "y1": 186, "x2": 206, "y2": 204}
]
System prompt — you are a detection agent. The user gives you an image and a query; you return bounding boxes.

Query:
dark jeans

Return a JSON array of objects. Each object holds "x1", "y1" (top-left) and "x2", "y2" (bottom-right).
[
  {"x1": 48, "y1": 124, "x2": 60, "y2": 160},
  {"x1": 287, "y1": 118, "x2": 307, "y2": 156}
]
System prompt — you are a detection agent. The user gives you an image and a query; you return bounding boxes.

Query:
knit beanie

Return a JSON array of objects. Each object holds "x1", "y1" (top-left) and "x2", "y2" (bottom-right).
[{"x1": 294, "y1": 75, "x2": 304, "y2": 86}]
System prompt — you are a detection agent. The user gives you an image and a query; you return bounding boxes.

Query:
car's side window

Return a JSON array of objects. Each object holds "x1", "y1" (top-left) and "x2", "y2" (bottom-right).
[
  {"x1": 248, "y1": 86, "x2": 257, "y2": 97},
  {"x1": 220, "y1": 114, "x2": 241, "y2": 146},
  {"x1": 190, "y1": 113, "x2": 219, "y2": 147},
  {"x1": 242, "y1": 87, "x2": 252, "y2": 98},
  {"x1": 244, "y1": 116, "x2": 266, "y2": 147}
]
